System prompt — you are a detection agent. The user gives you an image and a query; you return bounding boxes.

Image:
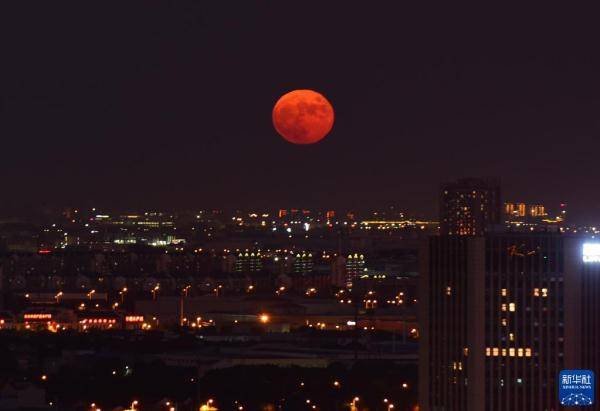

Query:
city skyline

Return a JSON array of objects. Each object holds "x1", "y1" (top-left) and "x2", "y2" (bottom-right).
[
  {"x1": 2, "y1": 3, "x2": 600, "y2": 409},
  {"x1": 2, "y1": 4, "x2": 600, "y2": 222},
  {"x1": 0, "y1": 196, "x2": 581, "y2": 225}
]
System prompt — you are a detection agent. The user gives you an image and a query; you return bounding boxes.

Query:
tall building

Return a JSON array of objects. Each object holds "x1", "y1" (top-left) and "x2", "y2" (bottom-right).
[
  {"x1": 292, "y1": 252, "x2": 314, "y2": 274},
  {"x1": 419, "y1": 233, "x2": 600, "y2": 410},
  {"x1": 233, "y1": 250, "x2": 263, "y2": 273},
  {"x1": 345, "y1": 253, "x2": 365, "y2": 287},
  {"x1": 440, "y1": 178, "x2": 502, "y2": 236},
  {"x1": 505, "y1": 202, "x2": 547, "y2": 219}
]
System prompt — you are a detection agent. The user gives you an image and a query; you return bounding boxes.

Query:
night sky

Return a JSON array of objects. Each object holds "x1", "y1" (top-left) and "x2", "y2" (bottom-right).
[{"x1": 2, "y1": 4, "x2": 600, "y2": 222}]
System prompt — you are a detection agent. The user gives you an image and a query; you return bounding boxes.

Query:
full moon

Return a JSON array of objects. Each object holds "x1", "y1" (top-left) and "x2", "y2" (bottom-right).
[{"x1": 272, "y1": 89, "x2": 334, "y2": 145}]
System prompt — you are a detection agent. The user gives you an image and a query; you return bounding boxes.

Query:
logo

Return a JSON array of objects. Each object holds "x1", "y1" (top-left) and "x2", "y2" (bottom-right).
[
  {"x1": 583, "y1": 243, "x2": 600, "y2": 263},
  {"x1": 559, "y1": 370, "x2": 595, "y2": 406}
]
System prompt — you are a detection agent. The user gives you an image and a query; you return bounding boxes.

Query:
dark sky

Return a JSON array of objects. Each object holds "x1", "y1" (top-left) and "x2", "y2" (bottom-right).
[{"x1": 1, "y1": 3, "x2": 600, "y2": 222}]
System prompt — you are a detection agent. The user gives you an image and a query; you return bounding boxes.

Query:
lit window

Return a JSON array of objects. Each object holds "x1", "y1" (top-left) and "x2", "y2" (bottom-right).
[
  {"x1": 509, "y1": 333, "x2": 515, "y2": 341},
  {"x1": 533, "y1": 288, "x2": 540, "y2": 297},
  {"x1": 541, "y1": 288, "x2": 548, "y2": 297},
  {"x1": 446, "y1": 286, "x2": 452, "y2": 296},
  {"x1": 463, "y1": 347, "x2": 469, "y2": 356},
  {"x1": 502, "y1": 348, "x2": 507, "y2": 357},
  {"x1": 509, "y1": 303, "x2": 516, "y2": 312},
  {"x1": 501, "y1": 288, "x2": 507, "y2": 297},
  {"x1": 525, "y1": 348, "x2": 532, "y2": 357},
  {"x1": 501, "y1": 318, "x2": 508, "y2": 326},
  {"x1": 492, "y1": 347, "x2": 499, "y2": 356},
  {"x1": 501, "y1": 303, "x2": 507, "y2": 312},
  {"x1": 517, "y1": 348, "x2": 524, "y2": 357},
  {"x1": 486, "y1": 347, "x2": 491, "y2": 356},
  {"x1": 509, "y1": 348, "x2": 515, "y2": 357}
]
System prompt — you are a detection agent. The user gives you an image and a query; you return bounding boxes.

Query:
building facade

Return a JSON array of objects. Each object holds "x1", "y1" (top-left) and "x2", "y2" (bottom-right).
[
  {"x1": 440, "y1": 178, "x2": 502, "y2": 236},
  {"x1": 419, "y1": 233, "x2": 600, "y2": 410}
]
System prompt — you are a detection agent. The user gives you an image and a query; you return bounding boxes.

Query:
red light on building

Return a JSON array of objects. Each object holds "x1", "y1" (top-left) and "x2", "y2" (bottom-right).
[{"x1": 38, "y1": 249, "x2": 52, "y2": 254}]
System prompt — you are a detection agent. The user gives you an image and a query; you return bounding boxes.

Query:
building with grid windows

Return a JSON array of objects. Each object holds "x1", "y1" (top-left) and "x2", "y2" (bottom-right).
[
  {"x1": 419, "y1": 233, "x2": 600, "y2": 410},
  {"x1": 440, "y1": 178, "x2": 502, "y2": 236}
]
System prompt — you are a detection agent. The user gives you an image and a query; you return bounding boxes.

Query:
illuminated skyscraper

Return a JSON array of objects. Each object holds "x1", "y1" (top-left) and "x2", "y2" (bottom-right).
[
  {"x1": 234, "y1": 250, "x2": 263, "y2": 272},
  {"x1": 293, "y1": 252, "x2": 313, "y2": 274},
  {"x1": 505, "y1": 203, "x2": 547, "y2": 219},
  {"x1": 440, "y1": 178, "x2": 502, "y2": 236},
  {"x1": 419, "y1": 233, "x2": 600, "y2": 410},
  {"x1": 345, "y1": 253, "x2": 365, "y2": 286}
]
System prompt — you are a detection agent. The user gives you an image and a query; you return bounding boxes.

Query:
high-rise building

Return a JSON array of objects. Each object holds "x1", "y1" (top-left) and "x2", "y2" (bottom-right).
[
  {"x1": 233, "y1": 250, "x2": 263, "y2": 273},
  {"x1": 419, "y1": 233, "x2": 600, "y2": 410},
  {"x1": 505, "y1": 202, "x2": 547, "y2": 219},
  {"x1": 505, "y1": 202, "x2": 526, "y2": 218},
  {"x1": 529, "y1": 204, "x2": 546, "y2": 218},
  {"x1": 292, "y1": 252, "x2": 313, "y2": 274},
  {"x1": 345, "y1": 253, "x2": 365, "y2": 287},
  {"x1": 440, "y1": 178, "x2": 502, "y2": 236}
]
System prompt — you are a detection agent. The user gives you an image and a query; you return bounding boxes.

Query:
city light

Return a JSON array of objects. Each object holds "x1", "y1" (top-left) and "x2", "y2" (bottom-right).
[
  {"x1": 582, "y1": 243, "x2": 600, "y2": 263},
  {"x1": 200, "y1": 399, "x2": 217, "y2": 410}
]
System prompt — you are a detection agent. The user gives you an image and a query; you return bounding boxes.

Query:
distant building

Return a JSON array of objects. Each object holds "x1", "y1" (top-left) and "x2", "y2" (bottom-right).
[
  {"x1": 232, "y1": 250, "x2": 263, "y2": 273},
  {"x1": 331, "y1": 256, "x2": 347, "y2": 288},
  {"x1": 440, "y1": 178, "x2": 502, "y2": 236},
  {"x1": 345, "y1": 253, "x2": 365, "y2": 287},
  {"x1": 292, "y1": 252, "x2": 313, "y2": 274},
  {"x1": 505, "y1": 202, "x2": 547, "y2": 218},
  {"x1": 419, "y1": 233, "x2": 600, "y2": 410}
]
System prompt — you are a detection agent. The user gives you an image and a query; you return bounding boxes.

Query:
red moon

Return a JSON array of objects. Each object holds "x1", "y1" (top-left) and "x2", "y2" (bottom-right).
[{"x1": 272, "y1": 89, "x2": 334, "y2": 144}]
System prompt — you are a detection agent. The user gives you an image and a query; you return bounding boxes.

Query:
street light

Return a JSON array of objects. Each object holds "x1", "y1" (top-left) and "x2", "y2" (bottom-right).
[
  {"x1": 182, "y1": 284, "x2": 191, "y2": 297},
  {"x1": 87, "y1": 289, "x2": 96, "y2": 301},
  {"x1": 214, "y1": 285, "x2": 223, "y2": 297},
  {"x1": 151, "y1": 284, "x2": 160, "y2": 300},
  {"x1": 199, "y1": 399, "x2": 217, "y2": 411},
  {"x1": 55, "y1": 291, "x2": 63, "y2": 303},
  {"x1": 119, "y1": 287, "x2": 128, "y2": 303}
]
